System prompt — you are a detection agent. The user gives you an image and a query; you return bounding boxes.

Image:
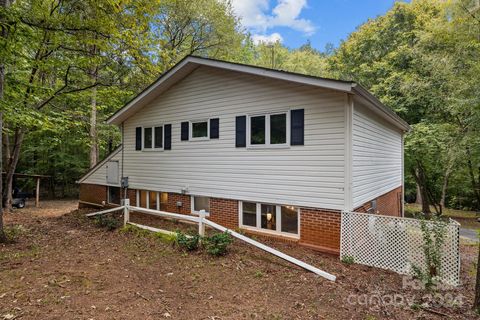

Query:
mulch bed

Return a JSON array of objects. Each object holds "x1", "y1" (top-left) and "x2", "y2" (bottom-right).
[{"x1": 0, "y1": 201, "x2": 478, "y2": 319}]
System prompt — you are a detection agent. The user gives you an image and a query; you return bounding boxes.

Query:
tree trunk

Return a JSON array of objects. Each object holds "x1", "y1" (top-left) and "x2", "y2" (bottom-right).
[
  {"x1": 4, "y1": 128, "x2": 24, "y2": 212},
  {"x1": 416, "y1": 182, "x2": 423, "y2": 205},
  {"x1": 0, "y1": 65, "x2": 6, "y2": 243},
  {"x1": 411, "y1": 163, "x2": 431, "y2": 215},
  {"x1": 440, "y1": 165, "x2": 453, "y2": 211},
  {"x1": 89, "y1": 85, "x2": 98, "y2": 168},
  {"x1": 466, "y1": 147, "x2": 480, "y2": 209},
  {"x1": 475, "y1": 242, "x2": 480, "y2": 312},
  {"x1": 0, "y1": 0, "x2": 11, "y2": 242},
  {"x1": 88, "y1": 41, "x2": 98, "y2": 168}
]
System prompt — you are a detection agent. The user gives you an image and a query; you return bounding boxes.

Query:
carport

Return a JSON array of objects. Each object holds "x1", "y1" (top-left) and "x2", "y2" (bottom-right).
[{"x1": 3, "y1": 172, "x2": 51, "y2": 207}]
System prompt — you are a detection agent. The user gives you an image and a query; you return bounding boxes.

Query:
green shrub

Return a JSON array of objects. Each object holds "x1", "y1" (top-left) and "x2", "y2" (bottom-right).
[
  {"x1": 94, "y1": 214, "x2": 121, "y2": 231},
  {"x1": 175, "y1": 231, "x2": 200, "y2": 251},
  {"x1": 204, "y1": 231, "x2": 234, "y2": 256},
  {"x1": 341, "y1": 255, "x2": 355, "y2": 265}
]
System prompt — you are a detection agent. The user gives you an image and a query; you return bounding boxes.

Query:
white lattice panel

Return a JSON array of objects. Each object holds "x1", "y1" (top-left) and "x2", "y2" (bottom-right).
[{"x1": 340, "y1": 212, "x2": 460, "y2": 286}]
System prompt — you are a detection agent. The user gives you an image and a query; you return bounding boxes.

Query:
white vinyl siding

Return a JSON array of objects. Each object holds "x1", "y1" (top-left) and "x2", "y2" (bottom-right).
[
  {"x1": 80, "y1": 148, "x2": 122, "y2": 186},
  {"x1": 352, "y1": 103, "x2": 402, "y2": 208},
  {"x1": 91, "y1": 66, "x2": 347, "y2": 210}
]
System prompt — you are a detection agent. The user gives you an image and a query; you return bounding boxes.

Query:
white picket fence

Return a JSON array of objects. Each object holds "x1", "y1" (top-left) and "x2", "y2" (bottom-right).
[{"x1": 340, "y1": 211, "x2": 461, "y2": 286}]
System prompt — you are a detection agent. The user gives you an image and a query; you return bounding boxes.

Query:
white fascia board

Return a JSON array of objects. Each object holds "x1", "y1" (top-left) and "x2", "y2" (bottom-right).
[
  {"x1": 352, "y1": 84, "x2": 411, "y2": 132},
  {"x1": 77, "y1": 146, "x2": 122, "y2": 184},
  {"x1": 106, "y1": 59, "x2": 199, "y2": 125},
  {"x1": 106, "y1": 56, "x2": 354, "y2": 125}
]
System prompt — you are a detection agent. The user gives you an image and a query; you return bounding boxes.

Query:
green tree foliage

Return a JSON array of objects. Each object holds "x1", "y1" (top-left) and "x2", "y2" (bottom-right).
[
  {"x1": 2, "y1": 0, "x2": 245, "y2": 199},
  {"x1": 2, "y1": 0, "x2": 479, "y2": 216},
  {"x1": 329, "y1": 0, "x2": 480, "y2": 212},
  {"x1": 240, "y1": 40, "x2": 330, "y2": 77}
]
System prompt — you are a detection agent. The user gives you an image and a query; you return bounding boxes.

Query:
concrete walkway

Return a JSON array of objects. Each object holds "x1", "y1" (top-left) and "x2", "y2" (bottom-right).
[{"x1": 460, "y1": 228, "x2": 479, "y2": 242}]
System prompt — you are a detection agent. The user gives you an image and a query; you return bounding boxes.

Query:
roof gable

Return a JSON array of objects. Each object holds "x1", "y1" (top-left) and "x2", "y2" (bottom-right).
[{"x1": 107, "y1": 55, "x2": 410, "y2": 131}]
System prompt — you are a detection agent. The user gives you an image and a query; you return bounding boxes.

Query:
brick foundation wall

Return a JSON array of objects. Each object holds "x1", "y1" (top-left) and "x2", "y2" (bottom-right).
[
  {"x1": 78, "y1": 183, "x2": 400, "y2": 256},
  {"x1": 354, "y1": 186, "x2": 403, "y2": 217},
  {"x1": 299, "y1": 208, "x2": 341, "y2": 255},
  {"x1": 78, "y1": 184, "x2": 137, "y2": 209},
  {"x1": 209, "y1": 198, "x2": 238, "y2": 230},
  {"x1": 78, "y1": 184, "x2": 107, "y2": 208},
  {"x1": 165, "y1": 193, "x2": 191, "y2": 214}
]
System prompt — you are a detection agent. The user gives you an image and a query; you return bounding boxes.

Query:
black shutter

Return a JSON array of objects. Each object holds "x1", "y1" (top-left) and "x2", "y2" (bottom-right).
[
  {"x1": 210, "y1": 118, "x2": 219, "y2": 139},
  {"x1": 235, "y1": 116, "x2": 246, "y2": 147},
  {"x1": 135, "y1": 127, "x2": 142, "y2": 150},
  {"x1": 290, "y1": 109, "x2": 304, "y2": 146},
  {"x1": 164, "y1": 124, "x2": 172, "y2": 150},
  {"x1": 181, "y1": 121, "x2": 189, "y2": 141}
]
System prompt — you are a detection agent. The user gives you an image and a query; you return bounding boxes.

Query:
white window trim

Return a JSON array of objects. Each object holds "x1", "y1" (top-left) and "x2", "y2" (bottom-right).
[
  {"x1": 136, "y1": 190, "x2": 162, "y2": 210},
  {"x1": 246, "y1": 111, "x2": 290, "y2": 149},
  {"x1": 142, "y1": 125, "x2": 164, "y2": 151},
  {"x1": 189, "y1": 119, "x2": 210, "y2": 141},
  {"x1": 191, "y1": 195, "x2": 210, "y2": 216},
  {"x1": 238, "y1": 201, "x2": 300, "y2": 238}
]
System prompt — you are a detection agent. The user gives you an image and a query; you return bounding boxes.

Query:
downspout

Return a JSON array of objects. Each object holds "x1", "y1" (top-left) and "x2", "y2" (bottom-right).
[
  {"x1": 121, "y1": 122, "x2": 126, "y2": 199},
  {"x1": 344, "y1": 93, "x2": 354, "y2": 212},
  {"x1": 401, "y1": 132, "x2": 405, "y2": 217}
]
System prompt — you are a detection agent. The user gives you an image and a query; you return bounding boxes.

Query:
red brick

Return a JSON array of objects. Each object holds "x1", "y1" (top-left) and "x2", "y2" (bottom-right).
[{"x1": 354, "y1": 186, "x2": 402, "y2": 216}]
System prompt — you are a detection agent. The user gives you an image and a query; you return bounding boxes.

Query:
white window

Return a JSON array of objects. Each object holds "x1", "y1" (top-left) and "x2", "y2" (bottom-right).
[
  {"x1": 239, "y1": 201, "x2": 299, "y2": 237},
  {"x1": 191, "y1": 196, "x2": 210, "y2": 214},
  {"x1": 136, "y1": 190, "x2": 168, "y2": 210},
  {"x1": 190, "y1": 120, "x2": 209, "y2": 140},
  {"x1": 247, "y1": 112, "x2": 289, "y2": 147},
  {"x1": 143, "y1": 126, "x2": 164, "y2": 150}
]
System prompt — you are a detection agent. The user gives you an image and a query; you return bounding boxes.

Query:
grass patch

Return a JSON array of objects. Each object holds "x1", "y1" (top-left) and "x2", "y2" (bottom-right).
[
  {"x1": 3, "y1": 225, "x2": 27, "y2": 242},
  {"x1": 0, "y1": 244, "x2": 40, "y2": 261},
  {"x1": 405, "y1": 203, "x2": 478, "y2": 218}
]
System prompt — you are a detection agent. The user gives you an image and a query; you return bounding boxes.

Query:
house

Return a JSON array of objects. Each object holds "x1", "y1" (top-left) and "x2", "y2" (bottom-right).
[{"x1": 78, "y1": 56, "x2": 410, "y2": 255}]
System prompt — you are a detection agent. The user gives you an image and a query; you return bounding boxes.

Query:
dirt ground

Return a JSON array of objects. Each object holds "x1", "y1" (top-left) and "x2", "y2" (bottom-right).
[{"x1": 0, "y1": 201, "x2": 478, "y2": 320}]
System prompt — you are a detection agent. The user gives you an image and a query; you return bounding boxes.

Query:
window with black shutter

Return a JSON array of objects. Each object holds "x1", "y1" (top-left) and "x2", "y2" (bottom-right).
[
  {"x1": 181, "y1": 122, "x2": 189, "y2": 141},
  {"x1": 236, "y1": 115, "x2": 246, "y2": 147},
  {"x1": 135, "y1": 127, "x2": 142, "y2": 150},
  {"x1": 245, "y1": 112, "x2": 289, "y2": 147},
  {"x1": 164, "y1": 124, "x2": 171, "y2": 150},
  {"x1": 290, "y1": 109, "x2": 304, "y2": 146},
  {"x1": 139, "y1": 126, "x2": 165, "y2": 150},
  {"x1": 210, "y1": 118, "x2": 219, "y2": 139}
]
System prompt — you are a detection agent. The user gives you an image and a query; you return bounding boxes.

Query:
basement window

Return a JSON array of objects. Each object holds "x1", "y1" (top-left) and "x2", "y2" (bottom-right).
[
  {"x1": 137, "y1": 190, "x2": 168, "y2": 210},
  {"x1": 192, "y1": 196, "x2": 210, "y2": 214},
  {"x1": 239, "y1": 201, "x2": 299, "y2": 237}
]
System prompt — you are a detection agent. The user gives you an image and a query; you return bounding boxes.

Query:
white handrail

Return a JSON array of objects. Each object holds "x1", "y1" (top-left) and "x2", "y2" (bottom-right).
[
  {"x1": 203, "y1": 219, "x2": 336, "y2": 281},
  {"x1": 86, "y1": 206, "x2": 125, "y2": 217},
  {"x1": 85, "y1": 203, "x2": 336, "y2": 281},
  {"x1": 127, "y1": 205, "x2": 200, "y2": 223}
]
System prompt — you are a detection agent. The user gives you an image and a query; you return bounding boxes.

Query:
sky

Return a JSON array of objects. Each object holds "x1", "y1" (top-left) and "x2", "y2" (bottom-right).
[{"x1": 230, "y1": 0, "x2": 408, "y2": 51}]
